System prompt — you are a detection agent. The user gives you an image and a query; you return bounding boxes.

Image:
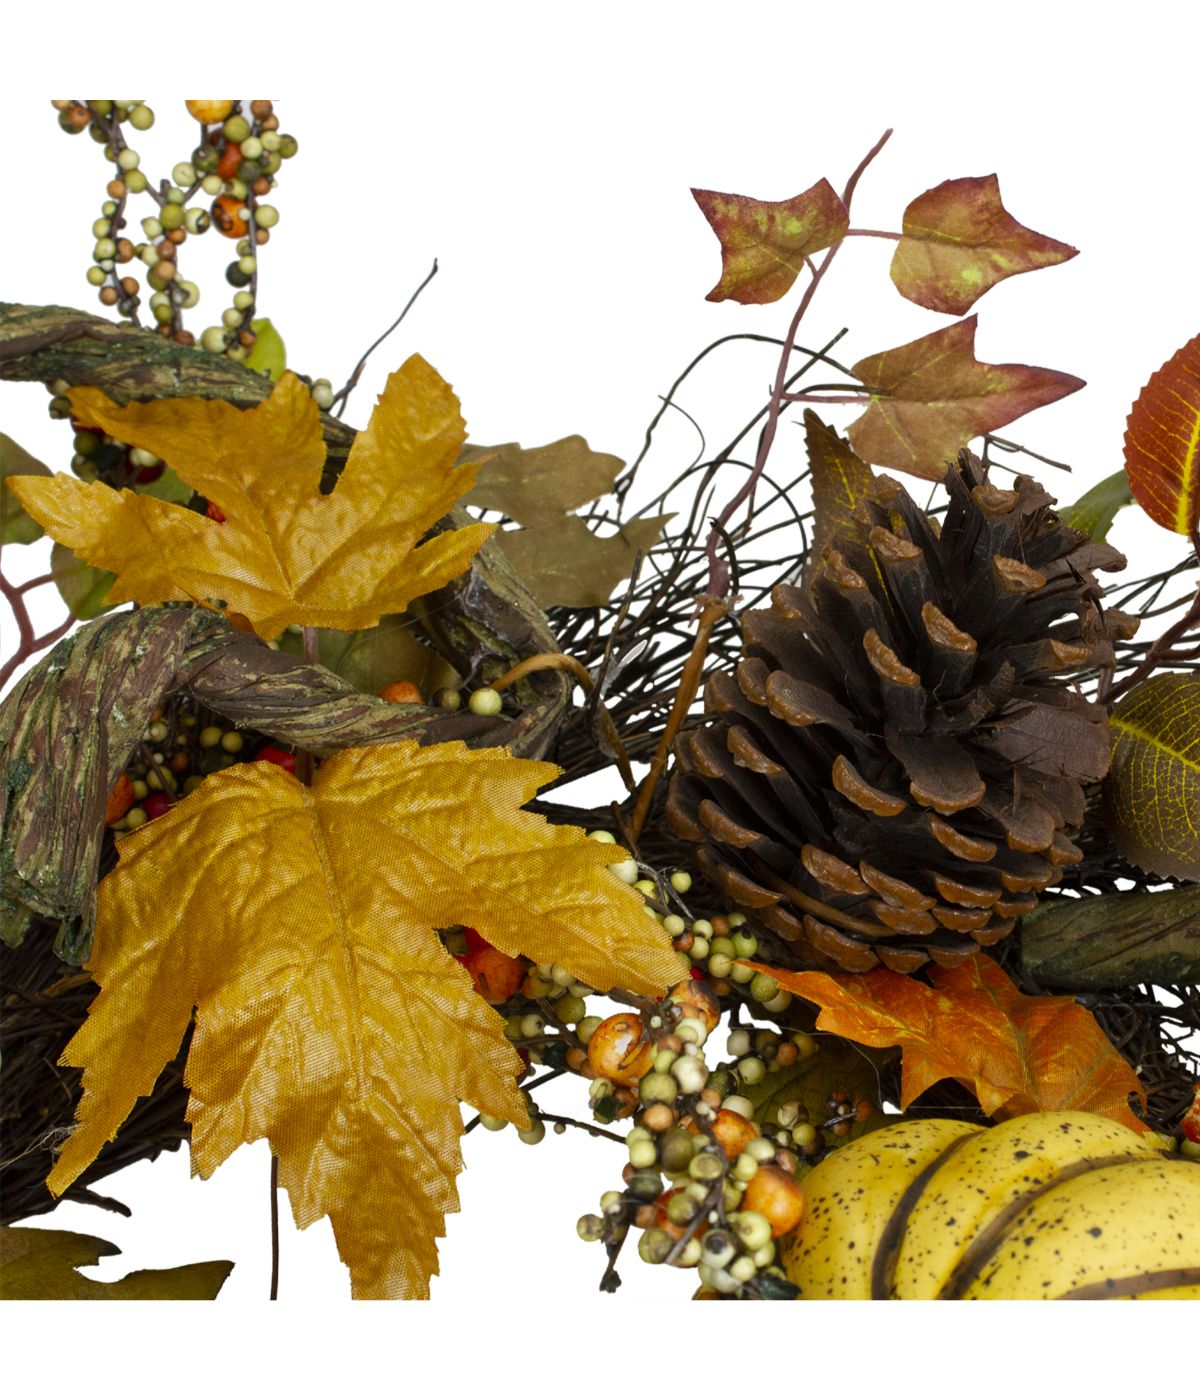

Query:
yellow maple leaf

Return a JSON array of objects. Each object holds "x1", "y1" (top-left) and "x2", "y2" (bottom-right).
[
  {"x1": 7, "y1": 357, "x2": 493, "y2": 641},
  {"x1": 47, "y1": 741, "x2": 684, "y2": 1298}
]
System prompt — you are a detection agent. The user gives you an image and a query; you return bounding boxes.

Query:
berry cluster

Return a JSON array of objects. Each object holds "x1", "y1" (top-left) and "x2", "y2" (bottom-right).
[{"x1": 51, "y1": 100, "x2": 297, "y2": 359}]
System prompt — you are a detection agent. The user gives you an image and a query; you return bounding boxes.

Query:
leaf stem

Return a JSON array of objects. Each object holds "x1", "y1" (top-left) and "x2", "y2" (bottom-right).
[
  {"x1": 269, "y1": 1153, "x2": 280, "y2": 1301},
  {"x1": 845, "y1": 227, "x2": 902, "y2": 241}
]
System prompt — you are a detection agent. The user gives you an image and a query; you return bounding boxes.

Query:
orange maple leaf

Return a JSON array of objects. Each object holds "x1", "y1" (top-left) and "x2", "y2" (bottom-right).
[{"x1": 746, "y1": 954, "x2": 1146, "y2": 1133}]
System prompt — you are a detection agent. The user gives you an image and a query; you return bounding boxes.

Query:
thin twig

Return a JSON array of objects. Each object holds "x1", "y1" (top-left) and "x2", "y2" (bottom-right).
[
  {"x1": 269, "y1": 1153, "x2": 280, "y2": 1301},
  {"x1": 330, "y1": 259, "x2": 439, "y2": 417}
]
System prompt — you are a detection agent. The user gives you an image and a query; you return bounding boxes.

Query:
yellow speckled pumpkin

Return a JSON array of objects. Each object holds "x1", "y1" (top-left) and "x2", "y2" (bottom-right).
[{"x1": 781, "y1": 1112, "x2": 1200, "y2": 1299}]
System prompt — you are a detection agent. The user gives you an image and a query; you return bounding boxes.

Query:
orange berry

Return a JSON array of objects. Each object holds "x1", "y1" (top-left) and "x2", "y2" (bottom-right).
[
  {"x1": 216, "y1": 142, "x2": 242, "y2": 180},
  {"x1": 740, "y1": 1164, "x2": 805, "y2": 1238},
  {"x1": 186, "y1": 100, "x2": 235, "y2": 124},
  {"x1": 105, "y1": 773, "x2": 135, "y2": 825},
  {"x1": 708, "y1": 1109, "x2": 757, "y2": 1161},
  {"x1": 378, "y1": 680, "x2": 423, "y2": 705},
  {"x1": 458, "y1": 946, "x2": 524, "y2": 1005},
  {"x1": 668, "y1": 977, "x2": 720, "y2": 1033},
  {"x1": 211, "y1": 195, "x2": 248, "y2": 239},
  {"x1": 586, "y1": 1012, "x2": 654, "y2": 1086}
]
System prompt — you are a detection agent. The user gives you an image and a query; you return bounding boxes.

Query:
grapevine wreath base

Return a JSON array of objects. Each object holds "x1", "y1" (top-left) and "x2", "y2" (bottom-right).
[{"x1": 2, "y1": 107, "x2": 1199, "y2": 1300}]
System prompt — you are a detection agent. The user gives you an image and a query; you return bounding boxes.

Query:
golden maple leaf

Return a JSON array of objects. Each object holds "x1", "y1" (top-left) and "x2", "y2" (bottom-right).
[
  {"x1": 51, "y1": 744, "x2": 683, "y2": 1299},
  {"x1": 7, "y1": 357, "x2": 493, "y2": 641},
  {"x1": 47, "y1": 741, "x2": 684, "y2": 1299}
]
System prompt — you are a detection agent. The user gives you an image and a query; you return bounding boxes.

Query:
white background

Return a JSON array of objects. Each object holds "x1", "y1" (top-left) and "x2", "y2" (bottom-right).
[{"x1": 3, "y1": 2, "x2": 1198, "y2": 1391}]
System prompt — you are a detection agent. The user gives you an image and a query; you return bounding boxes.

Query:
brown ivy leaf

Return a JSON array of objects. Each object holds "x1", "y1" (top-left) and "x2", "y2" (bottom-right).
[
  {"x1": 890, "y1": 174, "x2": 1078, "y2": 315},
  {"x1": 747, "y1": 954, "x2": 1146, "y2": 1132},
  {"x1": 7, "y1": 358, "x2": 493, "y2": 641},
  {"x1": 1123, "y1": 334, "x2": 1200, "y2": 536},
  {"x1": 0, "y1": 1226, "x2": 232, "y2": 1300},
  {"x1": 47, "y1": 741, "x2": 684, "y2": 1298},
  {"x1": 496, "y1": 513, "x2": 673, "y2": 609},
  {"x1": 1104, "y1": 673, "x2": 1200, "y2": 880},
  {"x1": 803, "y1": 410, "x2": 876, "y2": 559},
  {"x1": 462, "y1": 436, "x2": 624, "y2": 526},
  {"x1": 692, "y1": 180, "x2": 849, "y2": 305},
  {"x1": 846, "y1": 317, "x2": 1084, "y2": 480}
]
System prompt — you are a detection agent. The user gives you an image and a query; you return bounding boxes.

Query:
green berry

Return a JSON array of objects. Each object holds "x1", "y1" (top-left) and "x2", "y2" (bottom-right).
[
  {"x1": 478, "y1": 1113, "x2": 507, "y2": 1132},
  {"x1": 200, "y1": 327, "x2": 228, "y2": 354},
  {"x1": 220, "y1": 730, "x2": 244, "y2": 754},
  {"x1": 160, "y1": 203, "x2": 184, "y2": 231},
  {"x1": 223, "y1": 114, "x2": 251, "y2": 143},
  {"x1": 93, "y1": 238, "x2": 116, "y2": 262},
  {"x1": 662, "y1": 914, "x2": 686, "y2": 937},
  {"x1": 738, "y1": 1056, "x2": 766, "y2": 1085},
  {"x1": 608, "y1": 858, "x2": 639, "y2": 885},
  {"x1": 172, "y1": 161, "x2": 196, "y2": 187},
  {"x1": 669, "y1": 870, "x2": 692, "y2": 894},
  {"x1": 517, "y1": 1119, "x2": 545, "y2": 1146},
  {"x1": 128, "y1": 104, "x2": 155, "y2": 130},
  {"x1": 576, "y1": 1015, "x2": 602, "y2": 1046},
  {"x1": 638, "y1": 1072, "x2": 677, "y2": 1104},
  {"x1": 576, "y1": 1214, "x2": 604, "y2": 1242},
  {"x1": 116, "y1": 147, "x2": 140, "y2": 171},
  {"x1": 124, "y1": 806, "x2": 148, "y2": 830},
  {"x1": 254, "y1": 203, "x2": 279, "y2": 229},
  {"x1": 467, "y1": 687, "x2": 503, "y2": 717},
  {"x1": 587, "y1": 829, "x2": 616, "y2": 844}
]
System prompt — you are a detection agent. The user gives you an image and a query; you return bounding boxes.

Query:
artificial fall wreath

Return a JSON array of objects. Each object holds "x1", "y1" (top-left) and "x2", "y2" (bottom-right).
[{"x1": 1, "y1": 102, "x2": 1197, "y2": 1301}]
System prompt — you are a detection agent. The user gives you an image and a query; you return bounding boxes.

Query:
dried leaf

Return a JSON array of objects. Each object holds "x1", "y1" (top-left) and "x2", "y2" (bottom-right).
[
  {"x1": 1058, "y1": 469, "x2": 1134, "y2": 542},
  {"x1": 1104, "y1": 673, "x2": 1200, "y2": 880},
  {"x1": 846, "y1": 317, "x2": 1084, "y2": 480},
  {"x1": 0, "y1": 1226, "x2": 232, "y2": 1300},
  {"x1": 50, "y1": 541, "x2": 118, "y2": 620},
  {"x1": 749, "y1": 954, "x2": 1146, "y2": 1132},
  {"x1": 462, "y1": 436, "x2": 624, "y2": 526},
  {"x1": 245, "y1": 316, "x2": 286, "y2": 381},
  {"x1": 1, "y1": 432, "x2": 51, "y2": 545},
  {"x1": 7, "y1": 358, "x2": 493, "y2": 641},
  {"x1": 1019, "y1": 886, "x2": 1200, "y2": 990},
  {"x1": 890, "y1": 174, "x2": 1077, "y2": 315},
  {"x1": 692, "y1": 180, "x2": 849, "y2": 305},
  {"x1": 48, "y1": 742, "x2": 684, "y2": 1297},
  {"x1": 1123, "y1": 334, "x2": 1200, "y2": 536},
  {"x1": 495, "y1": 513, "x2": 672, "y2": 608},
  {"x1": 740, "y1": 1035, "x2": 888, "y2": 1145},
  {"x1": 803, "y1": 410, "x2": 876, "y2": 558}
]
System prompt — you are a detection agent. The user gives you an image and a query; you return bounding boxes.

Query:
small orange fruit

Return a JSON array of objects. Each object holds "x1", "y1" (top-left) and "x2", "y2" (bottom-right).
[
  {"x1": 741, "y1": 1163, "x2": 805, "y2": 1237},
  {"x1": 211, "y1": 195, "x2": 248, "y2": 239},
  {"x1": 105, "y1": 773, "x2": 135, "y2": 825},
  {"x1": 379, "y1": 681, "x2": 423, "y2": 705},
  {"x1": 587, "y1": 1012, "x2": 654, "y2": 1086},
  {"x1": 186, "y1": 100, "x2": 235, "y2": 124}
]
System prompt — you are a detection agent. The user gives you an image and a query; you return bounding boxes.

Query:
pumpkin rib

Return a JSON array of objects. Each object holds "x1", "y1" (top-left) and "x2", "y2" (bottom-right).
[{"x1": 938, "y1": 1151, "x2": 1166, "y2": 1300}]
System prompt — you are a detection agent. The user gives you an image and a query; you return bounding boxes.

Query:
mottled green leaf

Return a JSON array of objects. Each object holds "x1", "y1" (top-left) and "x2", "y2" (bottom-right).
[
  {"x1": 890, "y1": 174, "x2": 1077, "y2": 315},
  {"x1": 1058, "y1": 470, "x2": 1133, "y2": 542},
  {"x1": 0, "y1": 1226, "x2": 232, "y2": 1299},
  {"x1": 1, "y1": 432, "x2": 52, "y2": 544},
  {"x1": 462, "y1": 437, "x2": 623, "y2": 526},
  {"x1": 245, "y1": 317, "x2": 286, "y2": 381},
  {"x1": 692, "y1": 180, "x2": 849, "y2": 305},
  {"x1": 847, "y1": 317, "x2": 1084, "y2": 481},
  {"x1": 51, "y1": 541, "x2": 119, "y2": 620},
  {"x1": 495, "y1": 513, "x2": 671, "y2": 609},
  {"x1": 1104, "y1": 673, "x2": 1200, "y2": 879}
]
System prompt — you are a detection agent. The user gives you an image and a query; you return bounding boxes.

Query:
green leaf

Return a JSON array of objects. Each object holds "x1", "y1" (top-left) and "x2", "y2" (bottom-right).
[
  {"x1": 0, "y1": 1225, "x2": 232, "y2": 1299},
  {"x1": 1059, "y1": 470, "x2": 1134, "y2": 542},
  {"x1": 1104, "y1": 673, "x2": 1200, "y2": 880},
  {"x1": 136, "y1": 465, "x2": 195, "y2": 504},
  {"x1": 462, "y1": 437, "x2": 624, "y2": 526},
  {"x1": 277, "y1": 613, "x2": 460, "y2": 697},
  {"x1": 739, "y1": 1035, "x2": 889, "y2": 1145},
  {"x1": 1, "y1": 432, "x2": 52, "y2": 544},
  {"x1": 51, "y1": 541, "x2": 119, "y2": 620},
  {"x1": 1019, "y1": 886, "x2": 1200, "y2": 990},
  {"x1": 495, "y1": 513, "x2": 672, "y2": 609},
  {"x1": 245, "y1": 317, "x2": 286, "y2": 380}
]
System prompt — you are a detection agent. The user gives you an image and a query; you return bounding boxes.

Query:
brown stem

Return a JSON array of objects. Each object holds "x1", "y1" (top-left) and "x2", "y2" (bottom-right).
[
  {"x1": 845, "y1": 227, "x2": 902, "y2": 240},
  {"x1": 1101, "y1": 583, "x2": 1200, "y2": 705},
  {"x1": 0, "y1": 565, "x2": 74, "y2": 692},
  {"x1": 492, "y1": 651, "x2": 594, "y2": 694},
  {"x1": 702, "y1": 128, "x2": 893, "y2": 598},
  {"x1": 269, "y1": 1153, "x2": 280, "y2": 1301},
  {"x1": 626, "y1": 598, "x2": 728, "y2": 844}
]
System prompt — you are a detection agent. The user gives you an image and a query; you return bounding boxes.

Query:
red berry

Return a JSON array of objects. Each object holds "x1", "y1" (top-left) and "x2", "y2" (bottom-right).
[
  {"x1": 256, "y1": 744, "x2": 297, "y2": 774},
  {"x1": 136, "y1": 463, "x2": 165, "y2": 483},
  {"x1": 142, "y1": 793, "x2": 173, "y2": 821},
  {"x1": 206, "y1": 501, "x2": 226, "y2": 523},
  {"x1": 462, "y1": 926, "x2": 491, "y2": 955}
]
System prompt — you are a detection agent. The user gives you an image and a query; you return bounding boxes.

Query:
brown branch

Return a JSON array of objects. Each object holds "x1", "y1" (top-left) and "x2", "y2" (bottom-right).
[
  {"x1": 626, "y1": 597, "x2": 728, "y2": 844},
  {"x1": 0, "y1": 565, "x2": 74, "y2": 692}
]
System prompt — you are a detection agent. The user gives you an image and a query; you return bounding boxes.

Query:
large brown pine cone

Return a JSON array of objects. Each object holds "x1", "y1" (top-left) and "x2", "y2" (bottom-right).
[{"x1": 666, "y1": 454, "x2": 1134, "y2": 973}]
